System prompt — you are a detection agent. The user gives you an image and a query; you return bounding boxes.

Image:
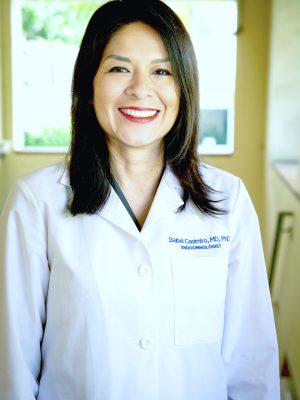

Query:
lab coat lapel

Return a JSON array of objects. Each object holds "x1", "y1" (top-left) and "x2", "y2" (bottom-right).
[
  {"x1": 143, "y1": 167, "x2": 184, "y2": 229},
  {"x1": 100, "y1": 168, "x2": 184, "y2": 234},
  {"x1": 59, "y1": 167, "x2": 140, "y2": 238},
  {"x1": 59, "y1": 165, "x2": 184, "y2": 236},
  {"x1": 97, "y1": 189, "x2": 140, "y2": 237}
]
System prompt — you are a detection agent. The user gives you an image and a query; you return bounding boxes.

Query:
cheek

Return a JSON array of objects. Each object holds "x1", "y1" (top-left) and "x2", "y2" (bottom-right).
[
  {"x1": 162, "y1": 84, "x2": 180, "y2": 112},
  {"x1": 165, "y1": 94, "x2": 180, "y2": 124},
  {"x1": 93, "y1": 82, "x2": 122, "y2": 126},
  {"x1": 94, "y1": 83, "x2": 117, "y2": 106}
]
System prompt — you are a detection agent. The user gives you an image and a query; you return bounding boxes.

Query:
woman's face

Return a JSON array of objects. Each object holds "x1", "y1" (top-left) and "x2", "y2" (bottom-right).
[{"x1": 92, "y1": 22, "x2": 180, "y2": 152}]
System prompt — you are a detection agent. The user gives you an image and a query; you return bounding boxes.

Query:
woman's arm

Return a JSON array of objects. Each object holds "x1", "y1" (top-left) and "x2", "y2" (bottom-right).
[
  {"x1": 0, "y1": 180, "x2": 50, "y2": 399},
  {"x1": 221, "y1": 180, "x2": 280, "y2": 399}
]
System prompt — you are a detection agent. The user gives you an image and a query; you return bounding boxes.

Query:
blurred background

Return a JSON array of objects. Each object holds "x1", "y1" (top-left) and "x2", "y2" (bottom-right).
[{"x1": 0, "y1": 0, "x2": 299, "y2": 398}]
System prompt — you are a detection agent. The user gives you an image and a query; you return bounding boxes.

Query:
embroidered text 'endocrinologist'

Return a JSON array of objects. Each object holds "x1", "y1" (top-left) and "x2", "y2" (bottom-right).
[{"x1": 169, "y1": 235, "x2": 230, "y2": 250}]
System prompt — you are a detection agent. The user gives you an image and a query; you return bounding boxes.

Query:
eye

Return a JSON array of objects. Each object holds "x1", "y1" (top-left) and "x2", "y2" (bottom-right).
[
  {"x1": 154, "y1": 68, "x2": 172, "y2": 76},
  {"x1": 108, "y1": 66, "x2": 129, "y2": 73}
]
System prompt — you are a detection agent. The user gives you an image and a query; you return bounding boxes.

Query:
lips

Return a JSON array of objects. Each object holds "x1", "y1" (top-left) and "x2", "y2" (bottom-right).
[{"x1": 119, "y1": 107, "x2": 160, "y2": 123}]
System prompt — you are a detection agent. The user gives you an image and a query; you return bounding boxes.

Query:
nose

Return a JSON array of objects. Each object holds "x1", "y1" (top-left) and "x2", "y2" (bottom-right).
[{"x1": 124, "y1": 71, "x2": 153, "y2": 99}]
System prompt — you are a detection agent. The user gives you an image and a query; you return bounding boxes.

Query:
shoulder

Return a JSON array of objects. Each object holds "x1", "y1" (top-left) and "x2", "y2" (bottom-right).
[
  {"x1": 199, "y1": 163, "x2": 253, "y2": 215},
  {"x1": 200, "y1": 163, "x2": 240, "y2": 193},
  {"x1": 21, "y1": 161, "x2": 68, "y2": 191},
  {"x1": 2, "y1": 161, "x2": 69, "y2": 218}
]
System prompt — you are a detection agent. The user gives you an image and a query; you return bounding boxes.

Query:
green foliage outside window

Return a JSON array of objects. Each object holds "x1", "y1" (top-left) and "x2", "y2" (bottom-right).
[
  {"x1": 20, "y1": 1, "x2": 102, "y2": 148},
  {"x1": 22, "y1": 1, "x2": 100, "y2": 43},
  {"x1": 24, "y1": 127, "x2": 70, "y2": 147}
]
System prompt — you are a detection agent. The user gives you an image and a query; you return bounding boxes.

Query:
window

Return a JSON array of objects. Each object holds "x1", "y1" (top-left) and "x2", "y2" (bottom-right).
[
  {"x1": 166, "y1": 0, "x2": 237, "y2": 155},
  {"x1": 11, "y1": 0, "x2": 237, "y2": 154},
  {"x1": 11, "y1": 0, "x2": 101, "y2": 152}
]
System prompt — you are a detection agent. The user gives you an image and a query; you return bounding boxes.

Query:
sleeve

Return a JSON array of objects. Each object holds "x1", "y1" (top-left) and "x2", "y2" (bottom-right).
[
  {"x1": 221, "y1": 179, "x2": 280, "y2": 400},
  {"x1": 0, "y1": 180, "x2": 50, "y2": 400}
]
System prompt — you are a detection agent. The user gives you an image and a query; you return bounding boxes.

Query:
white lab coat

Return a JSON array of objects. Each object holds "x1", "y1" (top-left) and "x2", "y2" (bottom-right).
[{"x1": 0, "y1": 162, "x2": 279, "y2": 400}]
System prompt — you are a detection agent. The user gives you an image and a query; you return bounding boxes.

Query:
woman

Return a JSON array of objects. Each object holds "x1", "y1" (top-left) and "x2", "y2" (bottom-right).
[{"x1": 0, "y1": 0, "x2": 279, "y2": 399}]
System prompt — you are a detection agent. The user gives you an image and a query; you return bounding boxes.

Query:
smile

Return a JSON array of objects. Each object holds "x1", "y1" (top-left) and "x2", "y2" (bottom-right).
[{"x1": 119, "y1": 107, "x2": 160, "y2": 123}]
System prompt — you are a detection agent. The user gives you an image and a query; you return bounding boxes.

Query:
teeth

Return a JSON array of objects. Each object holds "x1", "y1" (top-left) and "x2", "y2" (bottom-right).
[{"x1": 120, "y1": 108, "x2": 158, "y2": 118}]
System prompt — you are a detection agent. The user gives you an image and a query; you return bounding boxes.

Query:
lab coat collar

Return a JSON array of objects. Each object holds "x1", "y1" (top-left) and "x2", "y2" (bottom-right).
[
  {"x1": 59, "y1": 164, "x2": 185, "y2": 236},
  {"x1": 163, "y1": 166, "x2": 203, "y2": 217},
  {"x1": 59, "y1": 165, "x2": 70, "y2": 187},
  {"x1": 59, "y1": 164, "x2": 181, "y2": 191},
  {"x1": 99, "y1": 166, "x2": 185, "y2": 235},
  {"x1": 142, "y1": 166, "x2": 184, "y2": 230}
]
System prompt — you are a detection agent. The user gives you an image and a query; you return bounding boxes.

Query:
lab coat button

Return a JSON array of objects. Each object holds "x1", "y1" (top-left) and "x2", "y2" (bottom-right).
[
  {"x1": 140, "y1": 337, "x2": 153, "y2": 350},
  {"x1": 138, "y1": 264, "x2": 151, "y2": 277}
]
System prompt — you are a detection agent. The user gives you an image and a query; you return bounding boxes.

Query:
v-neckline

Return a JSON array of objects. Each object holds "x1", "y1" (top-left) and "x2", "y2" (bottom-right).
[{"x1": 110, "y1": 177, "x2": 142, "y2": 231}]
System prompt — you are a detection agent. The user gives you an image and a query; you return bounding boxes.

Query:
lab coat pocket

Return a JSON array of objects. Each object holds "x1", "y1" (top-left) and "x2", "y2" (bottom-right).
[{"x1": 171, "y1": 254, "x2": 228, "y2": 345}]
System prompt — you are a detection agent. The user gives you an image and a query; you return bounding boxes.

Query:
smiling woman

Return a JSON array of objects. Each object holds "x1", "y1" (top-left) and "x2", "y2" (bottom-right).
[
  {"x1": 0, "y1": 1, "x2": 279, "y2": 399},
  {"x1": 92, "y1": 22, "x2": 179, "y2": 151},
  {"x1": 90, "y1": 22, "x2": 180, "y2": 226},
  {"x1": 68, "y1": 0, "x2": 205, "y2": 218}
]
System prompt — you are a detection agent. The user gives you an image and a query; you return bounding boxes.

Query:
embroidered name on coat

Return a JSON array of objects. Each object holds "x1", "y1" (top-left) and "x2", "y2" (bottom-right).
[{"x1": 169, "y1": 235, "x2": 230, "y2": 250}]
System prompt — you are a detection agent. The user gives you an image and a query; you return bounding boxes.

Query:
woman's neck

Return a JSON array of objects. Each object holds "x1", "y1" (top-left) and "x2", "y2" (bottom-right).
[
  {"x1": 108, "y1": 143, "x2": 165, "y2": 228},
  {"x1": 109, "y1": 142, "x2": 164, "y2": 185}
]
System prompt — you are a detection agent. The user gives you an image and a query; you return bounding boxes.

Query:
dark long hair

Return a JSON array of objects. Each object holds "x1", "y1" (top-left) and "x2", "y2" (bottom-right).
[{"x1": 68, "y1": 0, "x2": 224, "y2": 216}]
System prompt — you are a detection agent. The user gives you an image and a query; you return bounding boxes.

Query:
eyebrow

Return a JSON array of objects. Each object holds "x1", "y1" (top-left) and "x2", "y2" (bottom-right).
[{"x1": 103, "y1": 54, "x2": 170, "y2": 64}]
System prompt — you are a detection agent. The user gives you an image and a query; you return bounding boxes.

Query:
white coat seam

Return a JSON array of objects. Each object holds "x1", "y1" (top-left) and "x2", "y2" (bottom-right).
[
  {"x1": 18, "y1": 179, "x2": 47, "y2": 242},
  {"x1": 230, "y1": 178, "x2": 241, "y2": 216}
]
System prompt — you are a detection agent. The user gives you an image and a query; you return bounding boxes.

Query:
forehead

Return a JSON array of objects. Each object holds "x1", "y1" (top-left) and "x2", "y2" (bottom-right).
[{"x1": 102, "y1": 21, "x2": 169, "y2": 58}]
